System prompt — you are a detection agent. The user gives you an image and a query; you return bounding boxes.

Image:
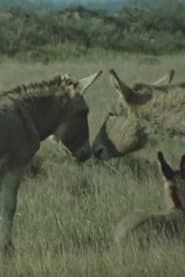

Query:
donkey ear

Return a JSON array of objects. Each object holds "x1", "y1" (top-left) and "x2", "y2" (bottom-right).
[
  {"x1": 77, "y1": 70, "x2": 103, "y2": 95},
  {"x1": 168, "y1": 69, "x2": 175, "y2": 84},
  {"x1": 158, "y1": 151, "x2": 175, "y2": 180},
  {"x1": 109, "y1": 68, "x2": 153, "y2": 108},
  {"x1": 109, "y1": 69, "x2": 134, "y2": 105},
  {"x1": 152, "y1": 69, "x2": 175, "y2": 85},
  {"x1": 180, "y1": 154, "x2": 185, "y2": 179}
]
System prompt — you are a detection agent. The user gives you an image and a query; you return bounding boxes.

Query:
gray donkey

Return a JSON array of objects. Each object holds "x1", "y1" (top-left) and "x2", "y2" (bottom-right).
[{"x1": 0, "y1": 70, "x2": 102, "y2": 253}]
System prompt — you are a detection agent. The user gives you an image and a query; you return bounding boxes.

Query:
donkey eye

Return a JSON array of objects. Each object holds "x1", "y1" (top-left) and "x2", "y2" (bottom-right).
[{"x1": 108, "y1": 112, "x2": 116, "y2": 117}]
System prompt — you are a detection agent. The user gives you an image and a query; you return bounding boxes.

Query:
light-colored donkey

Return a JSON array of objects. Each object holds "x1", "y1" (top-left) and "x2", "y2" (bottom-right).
[
  {"x1": 114, "y1": 152, "x2": 185, "y2": 247},
  {"x1": 92, "y1": 69, "x2": 181, "y2": 160},
  {"x1": 0, "y1": 70, "x2": 102, "y2": 253}
]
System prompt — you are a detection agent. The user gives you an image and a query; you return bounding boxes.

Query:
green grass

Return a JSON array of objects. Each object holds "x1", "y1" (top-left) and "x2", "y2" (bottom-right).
[{"x1": 1, "y1": 52, "x2": 185, "y2": 276}]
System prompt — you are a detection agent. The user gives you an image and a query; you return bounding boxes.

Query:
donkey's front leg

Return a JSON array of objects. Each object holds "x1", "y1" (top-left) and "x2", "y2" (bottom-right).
[{"x1": 0, "y1": 167, "x2": 24, "y2": 254}]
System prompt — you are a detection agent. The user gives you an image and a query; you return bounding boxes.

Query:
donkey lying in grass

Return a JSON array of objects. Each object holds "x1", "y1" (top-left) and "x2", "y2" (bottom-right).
[
  {"x1": 0, "y1": 70, "x2": 102, "y2": 253},
  {"x1": 93, "y1": 69, "x2": 179, "y2": 160},
  {"x1": 114, "y1": 152, "x2": 185, "y2": 247}
]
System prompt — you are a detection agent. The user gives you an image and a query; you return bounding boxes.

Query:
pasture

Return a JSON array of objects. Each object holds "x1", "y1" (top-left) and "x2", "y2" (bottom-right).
[{"x1": 1, "y1": 52, "x2": 185, "y2": 276}]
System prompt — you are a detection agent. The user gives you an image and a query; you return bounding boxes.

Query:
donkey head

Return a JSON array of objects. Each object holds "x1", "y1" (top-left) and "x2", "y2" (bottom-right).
[
  {"x1": 54, "y1": 70, "x2": 102, "y2": 162},
  {"x1": 93, "y1": 69, "x2": 150, "y2": 160}
]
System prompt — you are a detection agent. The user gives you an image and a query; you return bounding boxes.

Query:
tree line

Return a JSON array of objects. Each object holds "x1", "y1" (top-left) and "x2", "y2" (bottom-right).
[{"x1": 0, "y1": 2, "x2": 184, "y2": 59}]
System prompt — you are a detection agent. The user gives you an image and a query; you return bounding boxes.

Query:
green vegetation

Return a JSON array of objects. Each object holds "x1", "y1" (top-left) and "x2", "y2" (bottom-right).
[
  {"x1": 1, "y1": 53, "x2": 185, "y2": 276},
  {"x1": 0, "y1": 2, "x2": 185, "y2": 61}
]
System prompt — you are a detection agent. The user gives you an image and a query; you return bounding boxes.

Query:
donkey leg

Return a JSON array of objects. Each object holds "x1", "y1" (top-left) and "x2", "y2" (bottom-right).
[{"x1": 0, "y1": 166, "x2": 24, "y2": 254}]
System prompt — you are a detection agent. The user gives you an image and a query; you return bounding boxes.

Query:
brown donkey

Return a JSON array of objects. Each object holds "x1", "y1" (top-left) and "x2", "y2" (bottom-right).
[
  {"x1": 114, "y1": 152, "x2": 185, "y2": 247},
  {"x1": 0, "y1": 70, "x2": 102, "y2": 253},
  {"x1": 92, "y1": 69, "x2": 180, "y2": 160}
]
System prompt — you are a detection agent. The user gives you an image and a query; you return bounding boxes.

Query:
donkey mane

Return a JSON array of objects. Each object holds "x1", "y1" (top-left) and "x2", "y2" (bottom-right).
[{"x1": 0, "y1": 75, "x2": 71, "y2": 104}]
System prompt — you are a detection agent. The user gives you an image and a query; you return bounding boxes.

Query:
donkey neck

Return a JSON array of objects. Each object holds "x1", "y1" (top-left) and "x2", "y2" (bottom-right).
[
  {"x1": 134, "y1": 85, "x2": 185, "y2": 138},
  {"x1": 1, "y1": 76, "x2": 71, "y2": 141},
  {"x1": 28, "y1": 93, "x2": 70, "y2": 141}
]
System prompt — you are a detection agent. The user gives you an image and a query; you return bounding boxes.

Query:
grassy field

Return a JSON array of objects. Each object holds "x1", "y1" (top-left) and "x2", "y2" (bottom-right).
[{"x1": 1, "y1": 52, "x2": 185, "y2": 276}]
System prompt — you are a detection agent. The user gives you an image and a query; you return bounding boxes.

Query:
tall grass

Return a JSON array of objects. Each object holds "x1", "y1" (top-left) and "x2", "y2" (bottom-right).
[{"x1": 1, "y1": 52, "x2": 185, "y2": 276}]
